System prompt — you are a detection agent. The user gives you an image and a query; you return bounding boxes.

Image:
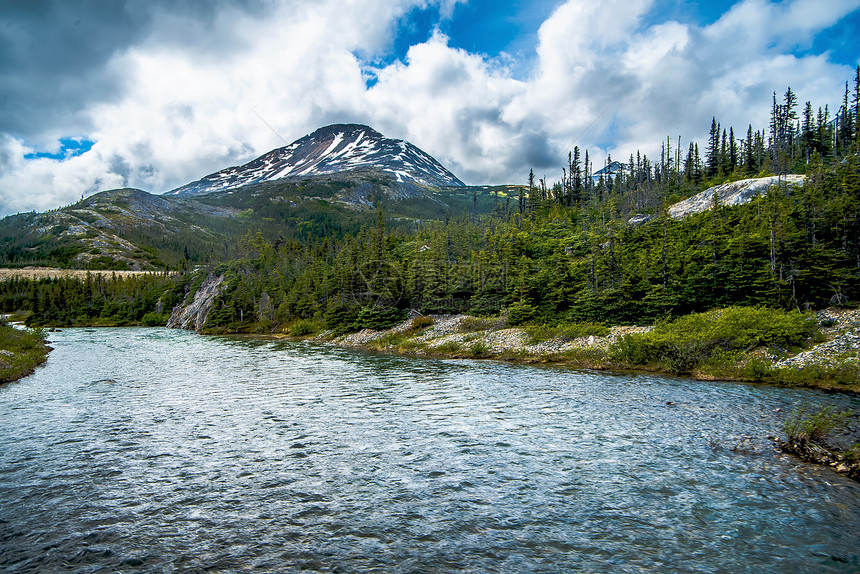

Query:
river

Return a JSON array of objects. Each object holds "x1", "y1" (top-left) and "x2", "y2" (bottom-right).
[{"x1": 1, "y1": 327, "x2": 858, "y2": 573}]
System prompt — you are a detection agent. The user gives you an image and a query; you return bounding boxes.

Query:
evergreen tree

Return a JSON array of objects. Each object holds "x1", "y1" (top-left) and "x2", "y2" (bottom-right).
[
  {"x1": 745, "y1": 124, "x2": 756, "y2": 174},
  {"x1": 572, "y1": 146, "x2": 583, "y2": 205},
  {"x1": 706, "y1": 117, "x2": 720, "y2": 177},
  {"x1": 729, "y1": 127, "x2": 737, "y2": 173}
]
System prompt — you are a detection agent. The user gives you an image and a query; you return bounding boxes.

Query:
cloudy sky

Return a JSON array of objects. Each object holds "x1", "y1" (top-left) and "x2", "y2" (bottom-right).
[{"x1": 1, "y1": 0, "x2": 858, "y2": 215}]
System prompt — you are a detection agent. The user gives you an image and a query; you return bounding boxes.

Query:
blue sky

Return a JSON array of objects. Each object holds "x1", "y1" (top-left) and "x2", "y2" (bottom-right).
[
  {"x1": 1, "y1": 0, "x2": 859, "y2": 215},
  {"x1": 386, "y1": 0, "x2": 859, "y2": 69},
  {"x1": 24, "y1": 138, "x2": 95, "y2": 161}
]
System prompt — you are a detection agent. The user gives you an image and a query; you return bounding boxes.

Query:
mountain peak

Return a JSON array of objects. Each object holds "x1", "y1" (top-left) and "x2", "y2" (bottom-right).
[
  {"x1": 312, "y1": 123, "x2": 380, "y2": 137},
  {"x1": 166, "y1": 124, "x2": 464, "y2": 197}
]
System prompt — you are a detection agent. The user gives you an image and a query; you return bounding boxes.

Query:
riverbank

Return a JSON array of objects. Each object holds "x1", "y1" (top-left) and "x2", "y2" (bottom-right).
[
  {"x1": 0, "y1": 320, "x2": 51, "y2": 384},
  {"x1": 316, "y1": 308, "x2": 860, "y2": 394}
]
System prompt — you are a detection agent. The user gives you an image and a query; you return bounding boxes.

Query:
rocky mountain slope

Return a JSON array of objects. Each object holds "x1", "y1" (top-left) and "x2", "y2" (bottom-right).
[
  {"x1": 0, "y1": 188, "x2": 238, "y2": 270},
  {"x1": 166, "y1": 124, "x2": 465, "y2": 197},
  {"x1": 0, "y1": 123, "x2": 481, "y2": 269},
  {"x1": 0, "y1": 178, "x2": 505, "y2": 270}
]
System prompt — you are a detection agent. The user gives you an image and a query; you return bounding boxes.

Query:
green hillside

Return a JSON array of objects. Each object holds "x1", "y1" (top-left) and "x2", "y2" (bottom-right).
[{"x1": 0, "y1": 171, "x2": 508, "y2": 270}]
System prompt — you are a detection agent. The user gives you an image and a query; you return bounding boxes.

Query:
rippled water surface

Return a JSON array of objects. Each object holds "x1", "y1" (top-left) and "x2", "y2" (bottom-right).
[{"x1": 1, "y1": 328, "x2": 859, "y2": 573}]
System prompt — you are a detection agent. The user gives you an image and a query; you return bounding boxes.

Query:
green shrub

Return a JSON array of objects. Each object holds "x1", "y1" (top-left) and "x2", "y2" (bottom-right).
[
  {"x1": 469, "y1": 341, "x2": 490, "y2": 358},
  {"x1": 524, "y1": 324, "x2": 557, "y2": 344},
  {"x1": 743, "y1": 356, "x2": 772, "y2": 381},
  {"x1": 783, "y1": 403, "x2": 851, "y2": 444},
  {"x1": 507, "y1": 303, "x2": 536, "y2": 326},
  {"x1": 767, "y1": 361, "x2": 860, "y2": 387},
  {"x1": 289, "y1": 319, "x2": 321, "y2": 337},
  {"x1": 374, "y1": 332, "x2": 405, "y2": 347},
  {"x1": 526, "y1": 321, "x2": 610, "y2": 344},
  {"x1": 609, "y1": 306, "x2": 816, "y2": 374},
  {"x1": 410, "y1": 315, "x2": 434, "y2": 330},
  {"x1": 435, "y1": 340, "x2": 462, "y2": 354},
  {"x1": 398, "y1": 339, "x2": 427, "y2": 351},
  {"x1": 460, "y1": 315, "x2": 502, "y2": 332},
  {"x1": 660, "y1": 306, "x2": 815, "y2": 350},
  {"x1": 141, "y1": 312, "x2": 168, "y2": 327},
  {"x1": 562, "y1": 321, "x2": 610, "y2": 339}
]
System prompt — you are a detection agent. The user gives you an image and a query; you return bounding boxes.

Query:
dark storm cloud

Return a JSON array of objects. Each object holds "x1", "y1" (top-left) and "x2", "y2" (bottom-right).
[
  {"x1": 0, "y1": 0, "x2": 268, "y2": 139},
  {"x1": 521, "y1": 131, "x2": 555, "y2": 170}
]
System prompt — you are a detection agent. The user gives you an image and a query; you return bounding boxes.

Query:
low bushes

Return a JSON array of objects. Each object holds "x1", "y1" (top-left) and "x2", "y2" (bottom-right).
[
  {"x1": 410, "y1": 315, "x2": 434, "y2": 330},
  {"x1": 0, "y1": 322, "x2": 50, "y2": 383},
  {"x1": 507, "y1": 303, "x2": 536, "y2": 326},
  {"x1": 289, "y1": 318, "x2": 323, "y2": 337},
  {"x1": 460, "y1": 315, "x2": 503, "y2": 332},
  {"x1": 141, "y1": 312, "x2": 169, "y2": 327},
  {"x1": 610, "y1": 306, "x2": 816, "y2": 374}
]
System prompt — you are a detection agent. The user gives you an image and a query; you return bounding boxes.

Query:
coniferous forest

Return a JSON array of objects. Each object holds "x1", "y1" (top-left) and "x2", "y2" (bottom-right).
[{"x1": 1, "y1": 70, "x2": 859, "y2": 339}]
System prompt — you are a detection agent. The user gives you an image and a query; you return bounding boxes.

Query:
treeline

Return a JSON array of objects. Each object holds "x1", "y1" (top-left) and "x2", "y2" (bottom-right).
[
  {"x1": 0, "y1": 273, "x2": 180, "y2": 326},
  {"x1": 196, "y1": 70, "x2": 860, "y2": 333},
  {"x1": 529, "y1": 68, "x2": 860, "y2": 218}
]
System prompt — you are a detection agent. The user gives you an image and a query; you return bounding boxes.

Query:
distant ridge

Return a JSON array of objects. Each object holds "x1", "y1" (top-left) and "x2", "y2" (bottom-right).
[{"x1": 166, "y1": 124, "x2": 465, "y2": 197}]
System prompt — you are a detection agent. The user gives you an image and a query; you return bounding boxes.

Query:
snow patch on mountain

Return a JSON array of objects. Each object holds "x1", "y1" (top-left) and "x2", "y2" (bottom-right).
[{"x1": 166, "y1": 124, "x2": 465, "y2": 197}]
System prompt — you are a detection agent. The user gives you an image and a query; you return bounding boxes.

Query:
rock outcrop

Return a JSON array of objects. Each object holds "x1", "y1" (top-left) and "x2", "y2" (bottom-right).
[
  {"x1": 167, "y1": 273, "x2": 224, "y2": 332},
  {"x1": 668, "y1": 175, "x2": 805, "y2": 219}
]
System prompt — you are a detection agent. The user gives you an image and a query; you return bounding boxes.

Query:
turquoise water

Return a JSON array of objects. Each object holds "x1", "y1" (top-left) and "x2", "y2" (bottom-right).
[{"x1": 1, "y1": 327, "x2": 858, "y2": 572}]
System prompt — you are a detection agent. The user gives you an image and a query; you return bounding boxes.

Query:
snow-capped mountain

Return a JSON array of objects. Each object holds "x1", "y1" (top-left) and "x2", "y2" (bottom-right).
[{"x1": 166, "y1": 124, "x2": 465, "y2": 197}]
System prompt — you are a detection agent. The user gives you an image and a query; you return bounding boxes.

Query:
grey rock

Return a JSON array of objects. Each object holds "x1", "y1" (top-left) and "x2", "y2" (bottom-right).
[
  {"x1": 668, "y1": 175, "x2": 805, "y2": 219},
  {"x1": 627, "y1": 214, "x2": 652, "y2": 225},
  {"x1": 167, "y1": 273, "x2": 224, "y2": 332}
]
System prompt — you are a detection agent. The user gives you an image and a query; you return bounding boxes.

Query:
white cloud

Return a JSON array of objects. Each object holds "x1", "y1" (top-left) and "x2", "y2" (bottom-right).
[
  {"x1": 365, "y1": 32, "x2": 525, "y2": 182},
  {"x1": 0, "y1": 0, "x2": 857, "y2": 216}
]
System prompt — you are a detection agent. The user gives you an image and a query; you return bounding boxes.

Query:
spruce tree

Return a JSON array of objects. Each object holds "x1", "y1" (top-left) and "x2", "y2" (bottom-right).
[
  {"x1": 729, "y1": 127, "x2": 737, "y2": 173},
  {"x1": 706, "y1": 117, "x2": 720, "y2": 177},
  {"x1": 745, "y1": 124, "x2": 756, "y2": 174}
]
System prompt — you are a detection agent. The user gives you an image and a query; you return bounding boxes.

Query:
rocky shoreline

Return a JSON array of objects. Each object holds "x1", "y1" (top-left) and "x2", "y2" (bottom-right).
[
  {"x1": 330, "y1": 314, "x2": 651, "y2": 362},
  {"x1": 779, "y1": 436, "x2": 860, "y2": 481},
  {"x1": 325, "y1": 309, "x2": 860, "y2": 390}
]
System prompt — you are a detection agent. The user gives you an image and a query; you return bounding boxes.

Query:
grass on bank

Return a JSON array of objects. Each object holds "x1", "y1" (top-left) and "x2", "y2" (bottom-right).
[
  {"x1": 784, "y1": 403, "x2": 851, "y2": 444},
  {"x1": 0, "y1": 320, "x2": 51, "y2": 383}
]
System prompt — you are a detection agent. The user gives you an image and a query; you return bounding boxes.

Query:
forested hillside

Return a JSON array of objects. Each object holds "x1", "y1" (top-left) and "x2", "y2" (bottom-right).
[
  {"x1": 1, "y1": 70, "x2": 858, "y2": 336},
  {"x1": 189, "y1": 71, "x2": 860, "y2": 334}
]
